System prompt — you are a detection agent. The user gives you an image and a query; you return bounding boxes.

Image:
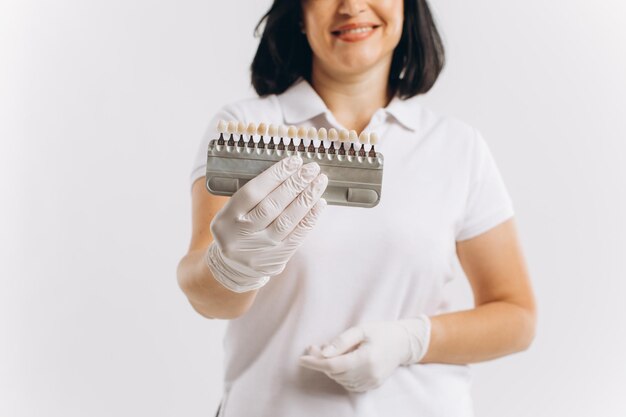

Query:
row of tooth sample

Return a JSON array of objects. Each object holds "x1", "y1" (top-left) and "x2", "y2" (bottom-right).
[{"x1": 215, "y1": 120, "x2": 379, "y2": 157}]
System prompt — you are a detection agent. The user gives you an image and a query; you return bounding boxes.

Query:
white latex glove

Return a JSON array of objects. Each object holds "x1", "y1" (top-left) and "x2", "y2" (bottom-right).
[
  {"x1": 205, "y1": 154, "x2": 328, "y2": 293},
  {"x1": 298, "y1": 315, "x2": 431, "y2": 393}
]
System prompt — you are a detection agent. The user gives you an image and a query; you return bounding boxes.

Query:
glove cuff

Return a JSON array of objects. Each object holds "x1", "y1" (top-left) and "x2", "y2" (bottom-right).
[
  {"x1": 398, "y1": 314, "x2": 432, "y2": 366},
  {"x1": 204, "y1": 242, "x2": 270, "y2": 293}
]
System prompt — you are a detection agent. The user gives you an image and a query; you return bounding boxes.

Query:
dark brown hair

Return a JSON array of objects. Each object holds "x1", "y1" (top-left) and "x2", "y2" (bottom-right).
[{"x1": 250, "y1": 0, "x2": 445, "y2": 99}]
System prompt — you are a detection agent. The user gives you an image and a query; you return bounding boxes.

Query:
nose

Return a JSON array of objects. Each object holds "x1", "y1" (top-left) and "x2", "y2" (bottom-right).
[{"x1": 338, "y1": 0, "x2": 366, "y2": 16}]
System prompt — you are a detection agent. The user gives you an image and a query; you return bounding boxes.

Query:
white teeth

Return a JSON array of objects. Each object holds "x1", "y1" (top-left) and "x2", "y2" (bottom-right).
[
  {"x1": 237, "y1": 121, "x2": 246, "y2": 135},
  {"x1": 338, "y1": 129, "x2": 349, "y2": 142},
  {"x1": 257, "y1": 122, "x2": 267, "y2": 136},
  {"x1": 307, "y1": 127, "x2": 317, "y2": 140},
  {"x1": 359, "y1": 131, "x2": 369, "y2": 144},
  {"x1": 246, "y1": 122, "x2": 256, "y2": 135},
  {"x1": 297, "y1": 126, "x2": 307, "y2": 139},
  {"x1": 349, "y1": 130, "x2": 358, "y2": 142},
  {"x1": 278, "y1": 125, "x2": 288, "y2": 137},
  {"x1": 369, "y1": 132, "x2": 379, "y2": 145},
  {"x1": 268, "y1": 124, "x2": 278, "y2": 137},
  {"x1": 337, "y1": 26, "x2": 374, "y2": 35},
  {"x1": 287, "y1": 125, "x2": 298, "y2": 138},
  {"x1": 328, "y1": 128, "x2": 338, "y2": 141},
  {"x1": 227, "y1": 120, "x2": 237, "y2": 134},
  {"x1": 217, "y1": 120, "x2": 227, "y2": 133},
  {"x1": 317, "y1": 127, "x2": 328, "y2": 141}
]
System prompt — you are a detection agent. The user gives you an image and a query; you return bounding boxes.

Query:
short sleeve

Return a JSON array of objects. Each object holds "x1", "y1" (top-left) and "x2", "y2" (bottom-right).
[
  {"x1": 455, "y1": 128, "x2": 515, "y2": 241},
  {"x1": 189, "y1": 105, "x2": 240, "y2": 191}
]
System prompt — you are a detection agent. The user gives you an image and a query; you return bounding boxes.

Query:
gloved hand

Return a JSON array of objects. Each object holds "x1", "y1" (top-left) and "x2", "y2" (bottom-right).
[
  {"x1": 298, "y1": 315, "x2": 431, "y2": 393},
  {"x1": 205, "y1": 154, "x2": 328, "y2": 293}
]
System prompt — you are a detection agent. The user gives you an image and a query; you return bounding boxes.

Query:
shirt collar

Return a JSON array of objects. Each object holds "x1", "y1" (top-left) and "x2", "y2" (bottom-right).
[
  {"x1": 277, "y1": 78, "x2": 420, "y2": 131},
  {"x1": 277, "y1": 78, "x2": 328, "y2": 125},
  {"x1": 384, "y1": 94, "x2": 420, "y2": 132}
]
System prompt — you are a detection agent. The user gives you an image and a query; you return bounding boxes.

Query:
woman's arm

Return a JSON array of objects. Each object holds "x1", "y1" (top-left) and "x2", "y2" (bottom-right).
[
  {"x1": 176, "y1": 178, "x2": 260, "y2": 320},
  {"x1": 421, "y1": 217, "x2": 537, "y2": 364}
]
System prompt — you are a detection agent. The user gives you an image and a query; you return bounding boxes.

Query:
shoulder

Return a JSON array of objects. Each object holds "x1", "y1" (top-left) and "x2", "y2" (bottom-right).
[{"x1": 399, "y1": 96, "x2": 481, "y2": 155}]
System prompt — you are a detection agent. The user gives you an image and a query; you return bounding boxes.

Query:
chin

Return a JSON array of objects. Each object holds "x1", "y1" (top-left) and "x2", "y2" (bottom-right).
[{"x1": 334, "y1": 53, "x2": 387, "y2": 75}]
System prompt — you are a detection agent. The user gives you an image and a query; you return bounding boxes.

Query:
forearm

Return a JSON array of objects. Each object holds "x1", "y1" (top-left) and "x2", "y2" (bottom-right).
[
  {"x1": 176, "y1": 249, "x2": 259, "y2": 319},
  {"x1": 420, "y1": 301, "x2": 536, "y2": 364}
]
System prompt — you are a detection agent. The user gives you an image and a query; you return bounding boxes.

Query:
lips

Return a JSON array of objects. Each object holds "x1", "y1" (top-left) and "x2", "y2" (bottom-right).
[{"x1": 331, "y1": 22, "x2": 380, "y2": 36}]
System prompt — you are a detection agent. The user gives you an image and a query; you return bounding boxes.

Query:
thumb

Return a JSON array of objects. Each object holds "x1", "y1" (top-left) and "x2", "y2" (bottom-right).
[{"x1": 321, "y1": 326, "x2": 365, "y2": 358}]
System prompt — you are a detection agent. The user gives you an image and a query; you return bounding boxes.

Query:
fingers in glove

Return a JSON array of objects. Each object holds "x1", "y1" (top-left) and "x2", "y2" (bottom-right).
[
  {"x1": 229, "y1": 155, "x2": 303, "y2": 214},
  {"x1": 331, "y1": 374, "x2": 371, "y2": 391},
  {"x1": 320, "y1": 326, "x2": 366, "y2": 357},
  {"x1": 283, "y1": 197, "x2": 327, "y2": 247},
  {"x1": 266, "y1": 172, "x2": 328, "y2": 242},
  {"x1": 242, "y1": 162, "x2": 321, "y2": 230},
  {"x1": 299, "y1": 347, "x2": 364, "y2": 374}
]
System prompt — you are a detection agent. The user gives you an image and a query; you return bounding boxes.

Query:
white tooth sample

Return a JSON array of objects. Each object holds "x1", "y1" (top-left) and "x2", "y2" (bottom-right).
[
  {"x1": 369, "y1": 132, "x2": 379, "y2": 145},
  {"x1": 359, "y1": 131, "x2": 369, "y2": 143},
  {"x1": 338, "y1": 129, "x2": 349, "y2": 142},
  {"x1": 297, "y1": 126, "x2": 307, "y2": 139},
  {"x1": 307, "y1": 127, "x2": 317, "y2": 140},
  {"x1": 328, "y1": 128, "x2": 338, "y2": 141},
  {"x1": 257, "y1": 122, "x2": 267, "y2": 136},
  {"x1": 317, "y1": 127, "x2": 328, "y2": 141},
  {"x1": 287, "y1": 125, "x2": 298, "y2": 138},
  {"x1": 227, "y1": 120, "x2": 237, "y2": 134},
  {"x1": 237, "y1": 121, "x2": 246, "y2": 135},
  {"x1": 278, "y1": 125, "x2": 288, "y2": 137},
  {"x1": 268, "y1": 124, "x2": 278, "y2": 137},
  {"x1": 349, "y1": 130, "x2": 358, "y2": 142},
  {"x1": 217, "y1": 119, "x2": 227, "y2": 133},
  {"x1": 246, "y1": 122, "x2": 257, "y2": 135}
]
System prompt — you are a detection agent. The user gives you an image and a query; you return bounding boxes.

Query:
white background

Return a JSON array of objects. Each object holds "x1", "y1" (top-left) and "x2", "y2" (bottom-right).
[{"x1": 2, "y1": 0, "x2": 625, "y2": 416}]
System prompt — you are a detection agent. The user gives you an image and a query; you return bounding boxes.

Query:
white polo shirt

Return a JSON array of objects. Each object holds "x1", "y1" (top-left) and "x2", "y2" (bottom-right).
[{"x1": 190, "y1": 79, "x2": 515, "y2": 417}]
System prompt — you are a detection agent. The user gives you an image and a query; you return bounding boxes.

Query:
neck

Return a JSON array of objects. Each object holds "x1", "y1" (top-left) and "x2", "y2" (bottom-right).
[{"x1": 310, "y1": 58, "x2": 393, "y2": 133}]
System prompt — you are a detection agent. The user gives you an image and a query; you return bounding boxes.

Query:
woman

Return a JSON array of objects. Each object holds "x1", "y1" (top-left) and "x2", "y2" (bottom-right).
[{"x1": 177, "y1": 0, "x2": 537, "y2": 416}]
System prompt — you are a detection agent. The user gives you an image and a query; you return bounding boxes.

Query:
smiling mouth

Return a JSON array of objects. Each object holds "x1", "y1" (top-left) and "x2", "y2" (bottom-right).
[{"x1": 331, "y1": 25, "x2": 381, "y2": 36}]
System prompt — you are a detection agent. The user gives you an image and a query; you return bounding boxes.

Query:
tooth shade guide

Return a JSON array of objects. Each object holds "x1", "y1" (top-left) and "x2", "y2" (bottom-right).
[
  {"x1": 210, "y1": 119, "x2": 382, "y2": 161},
  {"x1": 227, "y1": 121, "x2": 237, "y2": 145},
  {"x1": 217, "y1": 120, "x2": 227, "y2": 145},
  {"x1": 237, "y1": 121, "x2": 246, "y2": 135},
  {"x1": 206, "y1": 125, "x2": 384, "y2": 208},
  {"x1": 317, "y1": 128, "x2": 328, "y2": 141},
  {"x1": 257, "y1": 123, "x2": 267, "y2": 136}
]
